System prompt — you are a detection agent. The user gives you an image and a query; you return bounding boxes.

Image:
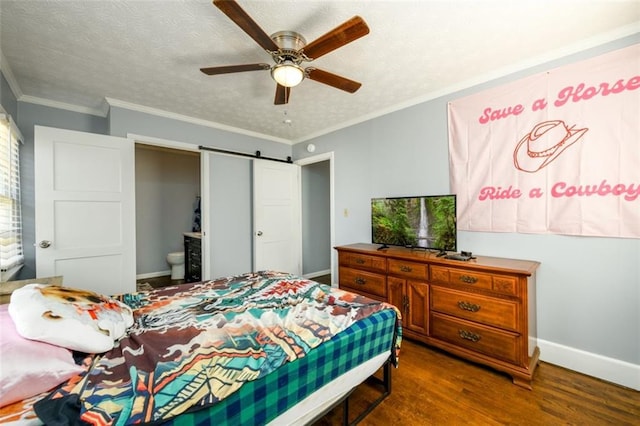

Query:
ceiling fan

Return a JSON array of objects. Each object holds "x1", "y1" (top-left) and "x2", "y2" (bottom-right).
[{"x1": 200, "y1": 0, "x2": 370, "y2": 105}]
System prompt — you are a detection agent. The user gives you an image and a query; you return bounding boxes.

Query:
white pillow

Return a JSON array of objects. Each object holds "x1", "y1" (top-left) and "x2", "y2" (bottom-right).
[
  {"x1": 0, "y1": 305, "x2": 84, "y2": 407},
  {"x1": 8, "y1": 284, "x2": 134, "y2": 353}
]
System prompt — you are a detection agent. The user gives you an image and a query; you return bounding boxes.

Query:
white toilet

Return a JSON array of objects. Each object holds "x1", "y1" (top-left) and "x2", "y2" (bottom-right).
[{"x1": 166, "y1": 251, "x2": 185, "y2": 280}]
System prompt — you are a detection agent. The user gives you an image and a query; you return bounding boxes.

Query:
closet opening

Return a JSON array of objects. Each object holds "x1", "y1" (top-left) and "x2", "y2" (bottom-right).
[{"x1": 134, "y1": 143, "x2": 201, "y2": 289}]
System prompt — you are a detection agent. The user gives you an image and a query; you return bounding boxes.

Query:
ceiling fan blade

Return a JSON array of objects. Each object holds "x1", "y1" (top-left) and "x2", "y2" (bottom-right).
[
  {"x1": 213, "y1": 0, "x2": 279, "y2": 52},
  {"x1": 200, "y1": 63, "x2": 270, "y2": 75},
  {"x1": 306, "y1": 68, "x2": 362, "y2": 93},
  {"x1": 302, "y1": 16, "x2": 370, "y2": 60},
  {"x1": 274, "y1": 84, "x2": 291, "y2": 105}
]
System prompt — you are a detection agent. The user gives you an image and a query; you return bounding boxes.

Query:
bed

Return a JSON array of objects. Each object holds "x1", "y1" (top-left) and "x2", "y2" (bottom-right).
[{"x1": 0, "y1": 271, "x2": 401, "y2": 425}]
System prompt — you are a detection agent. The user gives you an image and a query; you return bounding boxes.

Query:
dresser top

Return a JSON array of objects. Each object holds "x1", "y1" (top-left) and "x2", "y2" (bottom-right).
[{"x1": 335, "y1": 243, "x2": 540, "y2": 276}]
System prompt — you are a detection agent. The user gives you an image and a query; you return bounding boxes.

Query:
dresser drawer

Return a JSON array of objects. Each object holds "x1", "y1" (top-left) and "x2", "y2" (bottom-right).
[
  {"x1": 430, "y1": 312, "x2": 518, "y2": 364},
  {"x1": 388, "y1": 259, "x2": 428, "y2": 280},
  {"x1": 431, "y1": 287, "x2": 518, "y2": 331},
  {"x1": 431, "y1": 266, "x2": 517, "y2": 295},
  {"x1": 431, "y1": 265, "x2": 492, "y2": 290},
  {"x1": 339, "y1": 267, "x2": 387, "y2": 298},
  {"x1": 341, "y1": 253, "x2": 386, "y2": 273}
]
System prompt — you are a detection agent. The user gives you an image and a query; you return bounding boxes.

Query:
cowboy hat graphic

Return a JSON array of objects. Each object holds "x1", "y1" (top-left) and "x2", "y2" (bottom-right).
[{"x1": 513, "y1": 120, "x2": 588, "y2": 173}]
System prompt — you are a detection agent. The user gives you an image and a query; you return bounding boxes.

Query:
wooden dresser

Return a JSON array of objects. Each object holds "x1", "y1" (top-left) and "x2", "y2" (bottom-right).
[{"x1": 336, "y1": 243, "x2": 540, "y2": 389}]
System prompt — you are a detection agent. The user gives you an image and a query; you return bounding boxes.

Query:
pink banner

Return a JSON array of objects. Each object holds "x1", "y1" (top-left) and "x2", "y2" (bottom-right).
[{"x1": 448, "y1": 44, "x2": 640, "y2": 238}]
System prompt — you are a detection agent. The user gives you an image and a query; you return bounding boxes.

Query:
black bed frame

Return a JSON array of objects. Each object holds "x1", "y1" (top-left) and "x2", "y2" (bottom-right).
[{"x1": 309, "y1": 357, "x2": 392, "y2": 425}]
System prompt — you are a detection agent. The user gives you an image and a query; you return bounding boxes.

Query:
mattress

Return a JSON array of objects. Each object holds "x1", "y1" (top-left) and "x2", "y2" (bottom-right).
[
  {"x1": 269, "y1": 351, "x2": 390, "y2": 425},
  {"x1": 164, "y1": 307, "x2": 398, "y2": 425}
]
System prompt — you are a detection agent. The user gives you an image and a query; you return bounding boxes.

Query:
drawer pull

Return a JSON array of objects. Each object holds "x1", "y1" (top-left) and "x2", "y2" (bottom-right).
[
  {"x1": 459, "y1": 329, "x2": 481, "y2": 342},
  {"x1": 355, "y1": 258, "x2": 365, "y2": 264},
  {"x1": 354, "y1": 277, "x2": 366, "y2": 285},
  {"x1": 458, "y1": 301, "x2": 481, "y2": 312},
  {"x1": 459, "y1": 275, "x2": 478, "y2": 284},
  {"x1": 400, "y1": 265, "x2": 413, "y2": 272}
]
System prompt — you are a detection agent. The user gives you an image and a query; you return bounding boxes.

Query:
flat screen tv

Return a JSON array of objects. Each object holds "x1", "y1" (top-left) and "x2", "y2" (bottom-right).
[{"x1": 371, "y1": 194, "x2": 457, "y2": 252}]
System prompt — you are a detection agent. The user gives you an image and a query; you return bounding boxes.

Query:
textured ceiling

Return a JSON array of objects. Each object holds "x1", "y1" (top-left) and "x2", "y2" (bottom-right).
[{"x1": 1, "y1": 1, "x2": 639, "y2": 144}]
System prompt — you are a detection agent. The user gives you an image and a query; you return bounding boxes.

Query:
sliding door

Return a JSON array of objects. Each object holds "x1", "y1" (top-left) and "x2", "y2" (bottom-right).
[{"x1": 202, "y1": 153, "x2": 252, "y2": 279}]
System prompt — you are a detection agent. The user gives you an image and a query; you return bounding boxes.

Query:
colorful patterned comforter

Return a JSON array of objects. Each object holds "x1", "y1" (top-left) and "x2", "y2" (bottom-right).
[{"x1": 34, "y1": 271, "x2": 401, "y2": 425}]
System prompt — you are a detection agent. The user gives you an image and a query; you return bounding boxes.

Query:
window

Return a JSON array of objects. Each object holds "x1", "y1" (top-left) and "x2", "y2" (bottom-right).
[{"x1": 0, "y1": 113, "x2": 24, "y2": 281}]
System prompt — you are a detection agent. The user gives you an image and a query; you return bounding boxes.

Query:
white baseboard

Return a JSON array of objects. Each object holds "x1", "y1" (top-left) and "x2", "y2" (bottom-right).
[
  {"x1": 136, "y1": 270, "x2": 171, "y2": 280},
  {"x1": 538, "y1": 338, "x2": 640, "y2": 391},
  {"x1": 303, "y1": 269, "x2": 331, "y2": 279}
]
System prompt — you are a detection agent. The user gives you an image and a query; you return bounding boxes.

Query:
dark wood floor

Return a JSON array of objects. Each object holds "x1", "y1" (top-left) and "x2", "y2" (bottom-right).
[
  {"x1": 312, "y1": 274, "x2": 332, "y2": 285},
  {"x1": 315, "y1": 339, "x2": 639, "y2": 425},
  {"x1": 137, "y1": 275, "x2": 183, "y2": 289}
]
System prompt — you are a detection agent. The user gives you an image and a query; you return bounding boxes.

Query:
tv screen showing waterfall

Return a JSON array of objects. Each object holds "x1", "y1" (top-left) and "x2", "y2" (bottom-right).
[{"x1": 371, "y1": 195, "x2": 457, "y2": 252}]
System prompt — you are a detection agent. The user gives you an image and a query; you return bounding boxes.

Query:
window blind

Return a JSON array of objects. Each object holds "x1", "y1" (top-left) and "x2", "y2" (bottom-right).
[{"x1": 0, "y1": 114, "x2": 24, "y2": 278}]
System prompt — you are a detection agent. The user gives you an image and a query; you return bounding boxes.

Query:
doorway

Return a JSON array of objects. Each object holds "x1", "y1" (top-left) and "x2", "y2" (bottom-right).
[
  {"x1": 296, "y1": 152, "x2": 334, "y2": 285},
  {"x1": 134, "y1": 142, "x2": 201, "y2": 284}
]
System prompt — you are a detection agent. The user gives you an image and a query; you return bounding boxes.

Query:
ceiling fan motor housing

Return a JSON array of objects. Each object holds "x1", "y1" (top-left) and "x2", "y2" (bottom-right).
[{"x1": 270, "y1": 31, "x2": 307, "y2": 63}]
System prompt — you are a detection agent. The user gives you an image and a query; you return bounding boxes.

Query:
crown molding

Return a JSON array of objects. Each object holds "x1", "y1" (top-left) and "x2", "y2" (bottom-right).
[
  {"x1": 18, "y1": 95, "x2": 107, "y2": 117},
  {"x1": 105, "y1": 97, "x2": 292, "y2": 145}
]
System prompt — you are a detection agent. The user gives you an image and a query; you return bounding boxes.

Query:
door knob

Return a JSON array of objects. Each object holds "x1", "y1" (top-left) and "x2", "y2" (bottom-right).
[
  {"x1": 39, "y1": 240, "x2": 52, "y2": 248},
  {"x1": 256, "y1": 231, "x2": 263, "y2": 236}
]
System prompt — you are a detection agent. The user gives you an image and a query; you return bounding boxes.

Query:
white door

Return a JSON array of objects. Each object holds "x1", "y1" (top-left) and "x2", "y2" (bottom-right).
[
  {"x1": 35, "y1": 126, "x2": 136, "y2": 295},
  {"x1": 253, "y1": 159, "x2": 301, "y2": 275}
]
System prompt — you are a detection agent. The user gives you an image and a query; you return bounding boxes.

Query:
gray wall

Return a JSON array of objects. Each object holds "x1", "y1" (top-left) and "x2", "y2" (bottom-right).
[
  {"x1": 1, "y1": 73, "x2": 18, "y2": 118},
  {"x1": 301, "y1": 160, "x2": 331, "y2": 275},
  {"x1": 109, "y1": 106, "x2": 291, "y2": 159},
  {"x1": 135, "y1": 145, "x2": 200, "y2": 275},
  {"x1": 292, "y1": 34, "x2": 640, "y2": 373}
]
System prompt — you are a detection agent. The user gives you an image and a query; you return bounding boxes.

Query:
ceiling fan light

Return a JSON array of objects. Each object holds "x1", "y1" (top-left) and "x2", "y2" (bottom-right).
[{"x1": 271, "y1": 62, "x2": 304, "y2": 87}]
